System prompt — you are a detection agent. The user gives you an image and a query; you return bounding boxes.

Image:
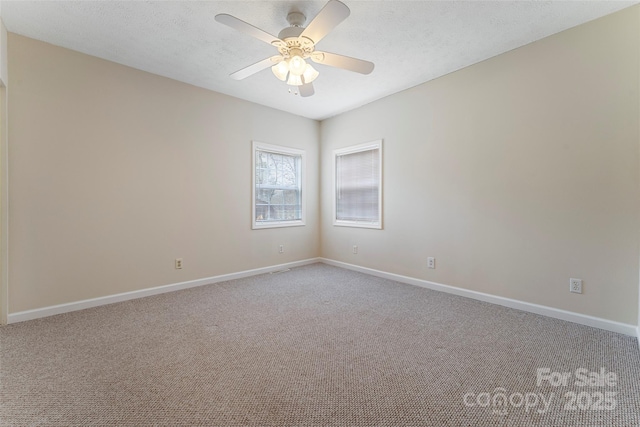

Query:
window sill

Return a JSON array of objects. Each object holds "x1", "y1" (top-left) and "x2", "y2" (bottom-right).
[
  {"x1": 333, "y1": 220, "x2": 382, "y2": 230},
  {"x1": 253, "y1": 220, "x2": 305, "y2": 230}
]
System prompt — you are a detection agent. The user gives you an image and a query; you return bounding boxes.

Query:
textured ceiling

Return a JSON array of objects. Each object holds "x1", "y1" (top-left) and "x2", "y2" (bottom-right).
[{"x1": 1, "y1": 1, "x2": 637, "y2": 120}]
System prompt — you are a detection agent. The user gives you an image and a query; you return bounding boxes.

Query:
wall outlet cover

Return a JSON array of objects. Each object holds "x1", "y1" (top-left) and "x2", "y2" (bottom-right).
[{"x1": 570, "y1": 278, "x2": 582, "y2": 294}]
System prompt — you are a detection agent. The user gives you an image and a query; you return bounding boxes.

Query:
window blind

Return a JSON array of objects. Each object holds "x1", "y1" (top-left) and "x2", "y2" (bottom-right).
[{"x1": 336, "y1": 146, "x2": 380, "y2": 223}]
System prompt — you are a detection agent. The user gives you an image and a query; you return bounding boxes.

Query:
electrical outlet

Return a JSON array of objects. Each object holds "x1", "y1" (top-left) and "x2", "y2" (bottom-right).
[
  {"x1": 427, "y1": 257, "x2": 436, "y2": 269},
  {"x1": 175, "y1": 258, "x2": 183, "y2": 269},
  {"x1": 353, "y1": 245, "x2": 358, "y2": 254},
  {"x1": 570, "y1": 278, "x2": 582, "y2": 294},
  {"x1": 279, "y1": 245, "x2": 284, "y2": 254}
]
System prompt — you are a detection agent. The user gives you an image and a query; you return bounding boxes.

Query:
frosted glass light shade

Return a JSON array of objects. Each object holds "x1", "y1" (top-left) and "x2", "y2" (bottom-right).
[
  {"x1": 302, "y1": 63, "x2": 319, "y2": 84},
  {"x1": 271, "y1": 61, "x2": 289, "y2": 81},
  {"x1": 289, "y1": 55, "x2": 306, "y2": 76},
  {"x1": 287, "y1": 73, "x2": 303, "y2": 86}
]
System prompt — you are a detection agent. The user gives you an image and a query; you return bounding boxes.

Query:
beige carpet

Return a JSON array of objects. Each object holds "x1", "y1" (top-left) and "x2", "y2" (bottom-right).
[{"x1": 1, "y1": 263, "x2": 639, "y2": 426}]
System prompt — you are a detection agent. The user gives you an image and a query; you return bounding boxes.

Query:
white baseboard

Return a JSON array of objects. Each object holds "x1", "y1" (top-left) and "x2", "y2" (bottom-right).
[
  {"x1": 320, "y1": 258, "x2": 638, "y2": 337},
  {"x1": 7, "y1": 258, "x2": 321, "y2": 324}
]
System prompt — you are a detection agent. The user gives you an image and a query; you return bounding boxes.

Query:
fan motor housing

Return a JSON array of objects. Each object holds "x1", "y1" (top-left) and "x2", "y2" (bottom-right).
[
  {"x1": 274, "y1": 21, "x2": 315, "y2": 59},
  {"x1": 278, "y1": 26, "x2": 304, "y2": 40}
]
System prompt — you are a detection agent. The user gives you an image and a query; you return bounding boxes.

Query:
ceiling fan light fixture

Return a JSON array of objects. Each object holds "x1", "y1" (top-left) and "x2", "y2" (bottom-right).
[
  {"x1": 271, "y1": 61, "x2": 289, "y2": 81},
  {"x1": 302, "y1": 63, "x2": 319, "y2": 84}
]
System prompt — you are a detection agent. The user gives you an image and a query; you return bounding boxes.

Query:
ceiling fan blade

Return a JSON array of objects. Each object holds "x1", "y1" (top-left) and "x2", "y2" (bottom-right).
[
  {"x1": 311, "y1": 52, "x2": 374, "y2": 75},
  {"x1": 300, "y1": 0, "x2": 350, "y2": 44},
  {"x1": 230, "y1": 56, "x2": 283, "y2": 80},
  {"x1": 299, "y1": 83, "x2": 315, "y2": 97},
  {"x1": 215, "y1": 14, "x2": 283, "y2": 46}
]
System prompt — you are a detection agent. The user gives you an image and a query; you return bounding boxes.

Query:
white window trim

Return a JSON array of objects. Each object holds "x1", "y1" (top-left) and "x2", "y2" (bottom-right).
[
  {"x1": 252, "y1": 141, "x2": 306, "y2": 229},
  {"x1": 333, "y1": 140, "x2": 383, "y2": 229}
]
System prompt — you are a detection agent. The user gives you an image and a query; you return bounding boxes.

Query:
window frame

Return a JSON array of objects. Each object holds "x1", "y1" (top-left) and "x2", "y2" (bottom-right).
[
  {"x1": 333, "y1": 140, "x2": 383, "y2": 229},
  {"x1": 252, "y1": 141, "x2": 306, "y2": 230}
]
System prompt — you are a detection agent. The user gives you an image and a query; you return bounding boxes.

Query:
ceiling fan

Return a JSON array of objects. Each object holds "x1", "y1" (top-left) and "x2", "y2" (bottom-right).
[{"x1": 215, "y1": 0, "x2": 374, "y2": 97}]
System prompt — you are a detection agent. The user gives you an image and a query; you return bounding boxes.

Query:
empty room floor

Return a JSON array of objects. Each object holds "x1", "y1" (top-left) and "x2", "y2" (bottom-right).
[{"x1": 1, "y1": 263, "x2": 639, "y2": 426}]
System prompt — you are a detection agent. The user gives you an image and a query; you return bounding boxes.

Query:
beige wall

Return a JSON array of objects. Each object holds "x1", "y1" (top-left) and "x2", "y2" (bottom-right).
[
  {"x1": 0, "y1": 16, "x2": 7, "y2": 84},
  {"x1": 8, "y1": 34, "x2": 320, "y2": 313},
  {"x1": 638, "y1": 6, "x2": 640, "y2": 336},
  {"x1": 0, "y1": 18, "x2": 6, "y2": 324},
  {"x1": 320, "y1": 7, "x2": 640, "y2": 324}
]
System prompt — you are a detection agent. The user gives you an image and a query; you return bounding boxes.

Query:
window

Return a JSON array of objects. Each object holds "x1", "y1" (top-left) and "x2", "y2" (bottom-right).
[
  {"x1": 252, "y1": 141, "x2": 305, "y2": 229},
  {"x1": 334, "y1": 140, "x2": 382, "y2": 229}
]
